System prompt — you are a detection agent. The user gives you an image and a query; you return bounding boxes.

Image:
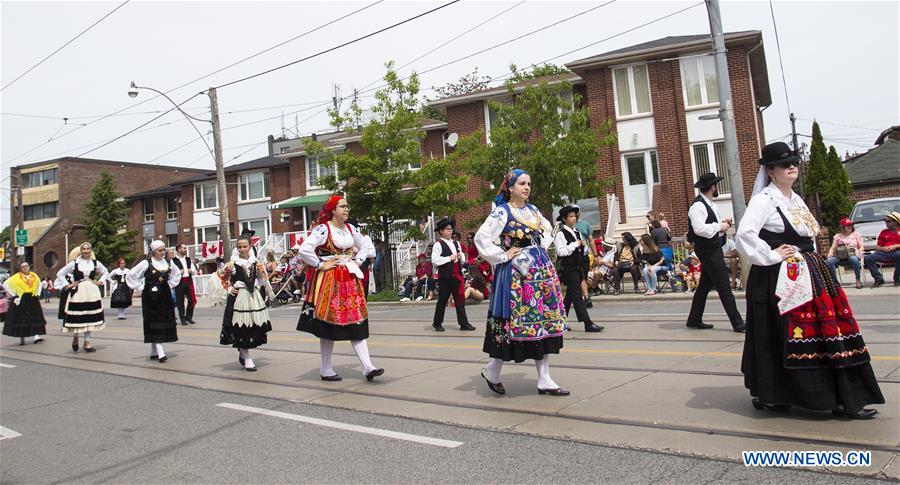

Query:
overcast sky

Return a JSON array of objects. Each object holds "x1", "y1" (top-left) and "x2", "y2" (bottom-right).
[{"x1": 2, "y1": 0, "x2": 898, "y2": 228}]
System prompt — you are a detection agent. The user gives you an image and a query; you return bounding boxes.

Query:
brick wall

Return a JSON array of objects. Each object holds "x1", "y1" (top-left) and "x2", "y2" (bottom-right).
[
  {"x1": 727, "y1": 46, "x2": 764, "y2": 204},
  {"x1": 179, "y1": 185, "x2": 195, "y2": 245},
  {"x1": 269, "y1": 166, "x2": 292, "y2": 233},
  {"x1": 582, "y1": 68, "x2": 624, "y2": 229},
  {"x1": 850, "y1": 184, "x2": 900, "y2": 202},
  {"x1": 446, "y1": 102, "x2": 491, "y2": 230}
]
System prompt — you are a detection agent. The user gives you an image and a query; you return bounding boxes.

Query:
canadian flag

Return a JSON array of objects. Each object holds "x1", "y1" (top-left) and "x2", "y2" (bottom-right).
[
  {"x1": 202, "y1": 240, "x2": 221, "y2": 258},
  {"x1": 289, "y1": 233, "x2": 305, "y2": 249}
]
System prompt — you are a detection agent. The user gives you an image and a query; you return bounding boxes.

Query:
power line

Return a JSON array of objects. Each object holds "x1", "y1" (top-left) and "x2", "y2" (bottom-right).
[
  {"x1": 215, "y1": 0, "x2": 462, "y2": 90},
  {"x1": 768, "y1": 0, "x2": 791, "y2": 113},
  {"x1": 1, "y1": 0, "x2": 131, "y2": 92},
  {"x1": 795, "y1": 117, "x2": 884, "y2": 132}
]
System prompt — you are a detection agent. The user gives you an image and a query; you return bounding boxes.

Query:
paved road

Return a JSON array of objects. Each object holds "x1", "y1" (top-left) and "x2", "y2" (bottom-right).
[{"x1": 0, "y1": 360, "x2": 886, "y2": 484}]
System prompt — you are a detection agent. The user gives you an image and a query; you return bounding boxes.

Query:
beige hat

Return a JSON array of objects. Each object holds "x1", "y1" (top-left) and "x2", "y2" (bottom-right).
[{"x1": 886, "y1": 211, "x2": 900, "y2": 225}]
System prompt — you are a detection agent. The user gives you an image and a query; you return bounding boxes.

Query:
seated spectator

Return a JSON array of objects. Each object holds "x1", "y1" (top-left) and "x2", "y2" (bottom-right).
[
  {"x1": 682, "y1": 253, "x2": 702, "y2": 291},
  {"x1": 722, "y1": 236, "x2": 740, "y2": 290},
  {"x1": 650, "y1": 220, "x2": 671, "y2": 248},
  {"x1": 864, "y1": 211, "x2": 900, "y2": 287},
  {"x1": 400, "y1": 275, "x2": 415, "y2": 302},
  {"x1": 465, "y1": 264, "x2": 489, "y2": 302},
  {"x1": 615, "y1": 232, "x2": 642, "y2": 293},
  {"x1": 826, "y1": 217, "x2": 864, "y2": 289},
  {"x1": 639, "y1": 234, "x2": 665, "y2": 296},
  {"x1": 412, "y1": 253, "x2": 434, "y2": 301},
  {"x1": 477, "y1": 257, "x2": 493, "y2": 284},
  {"x1": 587, "y1": 244, "x2": 618, "y2": 294}
]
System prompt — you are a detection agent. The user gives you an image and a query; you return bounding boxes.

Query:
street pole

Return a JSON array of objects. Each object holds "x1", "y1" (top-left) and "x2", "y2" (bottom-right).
[
  {"x1": 790, "y1": 112, "x2": 804, "y2": 197},
  {"x1": 10, "y1": 170, "x2": 23, "y2": 268},
  {"x1": 208, "y1": 87, "x2": 232, "y2": 259},
  {"x1": 705, "y1": 0, "x2": 746, "y2": 227}
]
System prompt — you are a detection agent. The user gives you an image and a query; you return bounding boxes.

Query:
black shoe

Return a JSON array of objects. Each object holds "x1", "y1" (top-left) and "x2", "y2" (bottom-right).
[
  {"x1": 187, "y1": 318, "x2": 196, "y2": 324},
  {"x1": 481, "y1": 369, "x2": 505, "y2": 395},
  {"x1": 752, "y1": 398, "x2": 790, "y2": 412},
  {"x1": 584, "y1": 299, "x2": 593, "y2": 308},
  {"x1": 538, "y1": 388, "x2": 570, "y2": 396},
  {"x1": 245, "y1": 366, "x2": 257, "y2": 372},
  {"x1": 872, "y1": 280, "x2": 885, "y2": 288},
  {"x1": 432, "y1": 324, "x2": 445, "y2": 332},
  {"x1": 320, "y1": 374, "x2": 343, "y2": 382},
  {"x1": 181, "y1": 319, "x2": 188, "y2": 326},
  {"x1": 686, "y1": 322, "x2": 714, "y2": 329},
  {"x1": 584, "y1": 322, "x2": 604, "y2": 332},
  {"x1": 832, "y1": 408, "x2": 878, "y2": 419},
  {"x1": 365, "y1": 368, "x2": 384, "y2": 381},
  {"x1": 158, "y1": 356, "x2": 168, "y2": 363},
  {"x1": 459, "y1": 322, "x2": 476, "y2": 331},
  {"x1": 72, "y1": 341, "x2": 79, "y2": 352},
  {"x1": 733, "y1": 325, "x2": 747, "y2": 333},
  {"x1": 84, "y1": 346, "x2": 96, "y2": 353},
  {"x1": 150, "y1": 355, "x2": 158, "y2": 360},
  {"x1": 33, "y1": 338, "x2": 44, "y2": 344}
]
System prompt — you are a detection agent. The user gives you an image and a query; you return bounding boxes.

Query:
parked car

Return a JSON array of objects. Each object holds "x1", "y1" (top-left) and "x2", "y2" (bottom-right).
[{"x1": 849, "y1": 196, "x2": 900, "y2": 252}]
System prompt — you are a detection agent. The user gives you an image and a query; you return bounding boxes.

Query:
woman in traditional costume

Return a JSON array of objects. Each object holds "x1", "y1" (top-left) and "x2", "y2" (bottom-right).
[
  {"x1": 296, "y1": 195, "x2": 381, "y2": 382},
  {"x1": 55, "y1": 242, "x2": 108, "y2": 352},
  {"x1": 218, "y1": 234, "x2": 273, "y2": 371},
  {"x1": 737, "y1": 142, "x2": 884, "y2": 419},
  {"x1": 474, "y1": 169, "x2": 569, "y2": 396},
  {"x1": 2, "y1": 261, "x2": 46, "y2": 345},
  {"x1": 126, "y1": 240, "x2": 181, "y2": 362},
  {"x1": 108, "y1": 258, "x2": 133, "y2": 320}
]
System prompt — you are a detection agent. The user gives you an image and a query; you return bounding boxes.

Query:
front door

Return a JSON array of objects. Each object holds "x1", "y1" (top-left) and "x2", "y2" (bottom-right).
[{"x1": 623, "y1": 153, "x2": 650, "y2": 215}]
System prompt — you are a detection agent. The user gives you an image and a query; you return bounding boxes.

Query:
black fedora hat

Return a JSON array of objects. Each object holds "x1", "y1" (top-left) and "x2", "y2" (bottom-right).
[
  {"x1": 556, "y1": 204, "x2": 580, "y2": 222},
  {"x1": 694, "y1": 172, "x2": 724, "y2": 189},
  {"x1": 759, "y1": 141, "x2": 800, "y2": 165},
  {"x1": 434, "y1": 218, "x2": 453, "y2": 232}
]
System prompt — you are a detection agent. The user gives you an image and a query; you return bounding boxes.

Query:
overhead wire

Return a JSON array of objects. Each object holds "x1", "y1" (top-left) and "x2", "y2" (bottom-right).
[{"x1": 768, "y1": 0, "x2": 791, "y2": 114}]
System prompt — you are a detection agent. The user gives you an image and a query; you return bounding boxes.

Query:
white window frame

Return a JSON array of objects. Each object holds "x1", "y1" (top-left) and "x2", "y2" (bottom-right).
[
  {"x1": 689, "y1": 140, "x2": 731, "y2": 198},
  {"x1": 165, "y1": 195, "x2": 178, "y2": 221},
  {"x1": 680, "y1": 55, "x2": 719, "y2": 109},
  {"x1": 239, "y1": 219, "x2": 271, "y2": 244},
  {"x1": 238, "y1": 171, "x2": 270, "y2": 203},
  {"x1": 195, "y1": 226, "x2": 219, "y2": 244},
  {"x1": 306, "y1": 156, "x2": 338, "y2": 190},
  {"x1": 194, "y1": 182, "x2": 218, "y2": 210},
  {"x1": 611, "y1": 63, "x2": 652, "y2": 120},
  {"x1": 143, "y1": 199, "x2": 155, "y2": 223}
]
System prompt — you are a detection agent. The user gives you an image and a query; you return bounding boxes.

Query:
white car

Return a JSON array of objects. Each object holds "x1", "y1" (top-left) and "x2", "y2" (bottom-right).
[{"x1": 849, "y1": 197, "x2": 900, "y2": 252}]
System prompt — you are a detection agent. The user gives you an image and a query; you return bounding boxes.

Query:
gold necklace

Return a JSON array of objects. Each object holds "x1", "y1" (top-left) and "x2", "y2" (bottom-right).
[{"x1": 508, "y1": 204, "x2": 542, "y2": 230}]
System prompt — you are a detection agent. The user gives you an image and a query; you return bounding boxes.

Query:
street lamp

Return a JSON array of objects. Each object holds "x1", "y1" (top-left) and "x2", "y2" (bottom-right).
[{"x1": 127, "y1": 82, "x2": 232, "y2": 257}]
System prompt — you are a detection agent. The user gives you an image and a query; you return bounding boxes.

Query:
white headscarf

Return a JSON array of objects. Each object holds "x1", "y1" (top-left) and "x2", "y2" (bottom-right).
[
  {"x1": 751, "y1": 166, "x2": 769, "y2": 198},
  {"x1": 149, "y1": 240, "x2": 166, "y2": 256}
]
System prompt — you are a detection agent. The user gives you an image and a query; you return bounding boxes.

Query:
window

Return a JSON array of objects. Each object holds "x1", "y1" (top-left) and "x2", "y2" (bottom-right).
[
  {"x1": 239, "y1": 171, "x2": 270, "y2": 201},
  {"x1": 680, "y1": 55, "x2": 719, "y2": 107},
  {"x1": 43, "y1": 251, "x2": 59, "y2": 269},
  {"x1": 143, "y1": 238, "x2": 153, "y2": 254},
  {"x1": 21, "y1": 168, "x2": 59, "y2": 188},
  {"x1": 307, "y1": 157, "x2": 337, "y2": 189},
  {"x1": 195, "y1": 226, "x2": 218, "y2": 243},
  {"x1": 166, "y1": 234, "x2": 179, "y2": 248},
  {"x1": 166, "y1": 196, "x2": 178, "y2": 220},
  {"x1": 194, "y1": 182, "x2": 217, "y2": 209},
  {"x1": 23, "y1": 202, "x2": 58, "y2": 221},
  {"x1": 650, "y1": 151, "x2": 660, "y2": 184},
  {"x1": 692, "y1": 141, "x2": 730, "y2": 195},
  {"x1": 612, "y1": 64, "x2": 651, "y2": 118},
  {"x1": 280, "y1": 146, "x2": 290, "y2": 154},
  {"x1": 240, "y1": 219, "x2": 270, "y2": 244},
  {"x1": 143, "y1": 199, "x2": 155, "y2": 222}
]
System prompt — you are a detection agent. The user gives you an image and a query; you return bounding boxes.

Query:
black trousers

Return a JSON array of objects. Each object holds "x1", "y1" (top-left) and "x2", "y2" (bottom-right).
[
  {"x1": 560, "y1": 268, "x2": 591, "y2": 323},
  {"x1": 174, "y1": 280, "x2": 195, "y2": 321},
  {"x1": 432, "y1": 276, "x2": 469, "y2": 327},
  {"x1": 687, "y1": 250, "x2": 744, "y2": 328}
]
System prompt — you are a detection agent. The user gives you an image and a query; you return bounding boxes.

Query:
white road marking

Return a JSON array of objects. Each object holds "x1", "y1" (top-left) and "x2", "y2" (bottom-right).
[
  {"x1": 0, "y1": 426, "x2": 22, "y2": 440},
  {"x1": 0, "y1": 363, "x2": 15, "y2": 368},
  {"x1": 217, "y1": 402, "x2": 463, "y2": 448}
]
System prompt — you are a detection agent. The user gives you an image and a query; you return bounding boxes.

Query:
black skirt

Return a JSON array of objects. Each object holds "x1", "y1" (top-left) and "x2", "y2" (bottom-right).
[
  {"x1": 741, "y1": 263, "x2": 884, "y2": 412},
  {"x1": 483, "y1": 314, "x2": 564, "y2": 363},
  {"x1": 3, "y1": 294, "x2": 47, "y2": 337},
  {"x1": 141, "y1": 286, "x2": 178, "y2": 344},
  {"x1": 220, "y1": 292, "x2": 272, "y2": 349},
  {"x1": 110, "y1": 284, "x2": 133, "y2": 309},
  {"x1": 296, "y1": 302, "x2": 369, "y2": 341}
]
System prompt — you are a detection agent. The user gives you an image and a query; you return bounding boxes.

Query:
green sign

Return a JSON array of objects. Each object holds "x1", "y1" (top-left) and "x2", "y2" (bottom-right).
[{"x1": 15, "y1": 229, "x2": 27, "y2": 246}]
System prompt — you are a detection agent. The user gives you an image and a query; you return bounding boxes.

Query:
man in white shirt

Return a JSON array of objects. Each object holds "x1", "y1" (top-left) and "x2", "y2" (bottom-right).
[
  {"x1": 685, "y1": 173, "x2": 746, "y2": 333},
  {"x1": 430, "y1": 218, "x2": 475, "y2": 332},
  {"x1": 554, "y1": 205, "x2": 603, "y2": 332},
  {"x1": 172, "y1": 243, "x2": 198, "y2": 325}
]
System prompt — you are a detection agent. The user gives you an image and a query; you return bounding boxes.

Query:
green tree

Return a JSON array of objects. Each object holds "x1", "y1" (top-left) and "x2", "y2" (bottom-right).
[
  {"x1": 508, "y1": 62, "x2": 571, "y2": 82},
  {"x1": 0, "y1": 225, "x2": 9, "y2": 247},
  {"x1": 451, "y1": 63, "x2": 616, "y2": 216},
  {"x1": 802, "y1": 121, "x2": 853, "y2": 232},
  {"x1": 80, "y1": 172, "x2": 136, "y2": 266},
  {"x1": 420, "y1": 68, "x2": 494, "y2": 121},
  {"x1": 312, "y1": 61, "x2": 469, "y2": 289}
]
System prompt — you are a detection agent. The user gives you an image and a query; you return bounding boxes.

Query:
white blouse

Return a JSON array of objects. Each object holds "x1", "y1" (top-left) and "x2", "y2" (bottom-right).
[
  {"x1": 298, "y1": 223, "x2": 375, "y2": 268},
  {"x1": 227, "y1": 258, "x2": 268, "y2": 290},
  {"x1": 108, "y1": 268, "x2": 129, "y2": 293},
  {"x1": 125, "y1": 258, "x2": 182, "y2": 292},
  {"x1": 475, "y1": 205, "x2": 554, "y2": 266},
  {"x1": 554, "y1": 225, "x2": 586, "y2": 257},
  {"x1": 736, "y1": 183, "x2": 819, "y2": 267},
  {"x1": 431, "y1": 238, "x2": 466, "y2": 268},
  {"x1": 55, "y1": 258, "x2": 109, "y2": 289}
]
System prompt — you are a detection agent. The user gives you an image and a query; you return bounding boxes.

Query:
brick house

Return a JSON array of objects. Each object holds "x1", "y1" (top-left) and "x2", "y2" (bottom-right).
[
  {"x1": 430, "y1": 31, "x2": 771, "y2": 236},
  {"x1": 8, "y1": 157, "x2": 205, "y2": 274}
]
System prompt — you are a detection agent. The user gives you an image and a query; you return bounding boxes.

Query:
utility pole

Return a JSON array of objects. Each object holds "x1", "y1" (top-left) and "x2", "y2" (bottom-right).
[
  {"x1": 208, "y1": 87, "x2": 232, "y2": 258},
  {"x1": 10, "y1": 170, "x2": 23, "y2": 269},
  {"x1": 790, "y1": 112, "x2": 804, "y2": 197},
  {"x1": 705, "y1": 0, "x2": 746, "y2": 226}
]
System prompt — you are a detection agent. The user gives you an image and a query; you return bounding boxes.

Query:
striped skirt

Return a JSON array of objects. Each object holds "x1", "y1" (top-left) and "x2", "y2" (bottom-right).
[{"x1": 61, "y1": 280, "x2": 105, "y2": 334}]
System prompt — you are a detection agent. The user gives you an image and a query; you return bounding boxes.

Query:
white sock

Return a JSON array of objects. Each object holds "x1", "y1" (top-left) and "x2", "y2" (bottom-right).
[
  {"x1": 319, "y1": 339, "x2": 336, "y2": 376},
  {"x1": 117, "y1": 308, "x2": 126, "y2": 318},
  {"x1": 484, "y1": 358, "x2": 503, "y2": 384},
  {"x1": 150, "y1": 343, "x2": 158, "y2": 357},
  {"x1": 155, "y1": 343, "x2": 166, "y2": 359},
  {"x1": 535, "y1": 357, "x2": 559, "y2": 390},
  {"x1": 240, "y1": 348, "x2": 254, "y2": 368},
  {"x1": 83, "y1": 331, "x2": 92, "y2": 342},
  {"x1": 33, "y1": 335, "x2": 43, "y2": 342},
  {"x1": 351, "y1": 339, "x2": 376, "y2": 374}
]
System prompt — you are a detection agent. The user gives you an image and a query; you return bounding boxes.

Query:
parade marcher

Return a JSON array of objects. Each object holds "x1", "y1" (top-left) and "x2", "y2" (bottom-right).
[
  {"x1": 573, "y1": 215, "x2": 596, "y2": 308},
  {"x1": 2, "y1": 261, "x2": 46, "y2": 345},
  {"x1": 126, "y1": 240, "x2": 181, "y2": 362},
  {"x1": 431, "y1": 218, "x2": 476, "y2": 332},
  {"x1": 56, "y1": 242, "x2": 108, "y2": 352},
  {"x1": 297, "y1": 195, "x2": 382, "y2": 382},
  {"x1": 172, "y1": 243, "x2": 198, "y2": 325},
  {"x1": 218, "y1": 234, "x2": 273, "y2": 372},
  {"x1": 553, "y1": 205, "x2": 603, "y2": 332},
  {"x1": 685, "y1": 173, "x2": 746, "y2": 332},
  {"x1": 737, "y1": 141, "x2": 883, "y2": 419},
  {"x1": 108, "y1": 258, "x2": 133, "y2": 320},
  {"x1": 474, "y1": 169, "x2": 569, "y2": 396}
]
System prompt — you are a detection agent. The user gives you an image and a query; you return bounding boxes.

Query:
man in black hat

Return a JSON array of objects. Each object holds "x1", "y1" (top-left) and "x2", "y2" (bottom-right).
[
  {"x1": 431, "y1": 218, "x2": 475, "y2": 332},
  {"x1": 554, "y1": 205, "x2": 604, "y2": 332},
  {"x1": 686, "y1": 173, "x2": 746, "y2": 332},
  {"x1": 172, "y1": 243, "x2": 197, "y2": 325}
]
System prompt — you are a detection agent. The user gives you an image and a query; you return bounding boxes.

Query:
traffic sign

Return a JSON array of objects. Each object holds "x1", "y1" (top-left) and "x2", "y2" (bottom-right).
[{"x1": 15, "y1": 229, "x2": 27, "y2": 246}]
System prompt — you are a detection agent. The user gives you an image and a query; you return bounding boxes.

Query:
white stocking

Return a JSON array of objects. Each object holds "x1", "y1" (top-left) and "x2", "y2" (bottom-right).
[
  {"x1": 117, "y1": 308, "x2": 126, "y2": 318},
  {"x1": 239, "y1": 348, "x2": 254, "y2": 369},
  {"x1": 150, "y1": 343, "x2": 158, "y2": 357},
  {"x1": 33, "y1": 335, "x2": 43, "y2": 342},
  {"x1": 319, "y1": 339, "x2": 336, "y2": 377},
  {"x1": 83, "y1": 331, "x2": 92, "y2": 342},
  {"x1": 484, "y1": 358, "x2": 503, "y2": 384},
  {"x1": 535, "y1": 357, "x2": 559, "y2": 390},
  {"x1": 350, "y1": 339, "x2": 376, "y2": 374},
  {"x1": 154, "y1": 343, "x2": 166, "y2": 359}
]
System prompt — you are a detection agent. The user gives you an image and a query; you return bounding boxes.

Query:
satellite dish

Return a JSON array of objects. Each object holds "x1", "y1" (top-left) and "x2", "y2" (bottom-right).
[{"x1": 445, "y1": 132, "x2": 459, "y2": 148}]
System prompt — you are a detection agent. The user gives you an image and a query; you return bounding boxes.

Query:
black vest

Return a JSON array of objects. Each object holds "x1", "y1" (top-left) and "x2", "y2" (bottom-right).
[
  {"x1": 558, "y1": 226, "x2": 586, "y2": 272},
  {"x1": 686, "y1": 195, "x2": 725, "y2": 257},
  {"x1": 436, "y1": 240, "x2": 463, "y2": 278},
  {"x1": 172, "y1": 256, "x2": 192, "y2": 277},
  {"x1": 72, "y1": 259, "x2": 99, "y2": 281}
]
